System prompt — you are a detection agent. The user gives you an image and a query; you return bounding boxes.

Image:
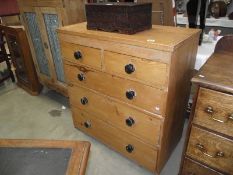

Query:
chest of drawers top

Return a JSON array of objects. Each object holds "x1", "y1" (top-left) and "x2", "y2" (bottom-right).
[
  {"x1": 192, "y1": 52, "x2": 233, "y2": 94},
  {"x1": 57, "y1": 22, "x2": 199, "y2": 55}
]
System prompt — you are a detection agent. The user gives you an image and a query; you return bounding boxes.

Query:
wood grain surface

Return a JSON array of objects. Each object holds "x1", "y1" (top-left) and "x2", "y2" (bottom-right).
[
  {"x1": 192, "y1": 52, "x2": 233, "y2": 94},
  {"x1": 57, "y1": 22, "x2": 200, "y2": 52},
  {"x1": 194, "y1": 87, "x2": 233, "y2": 137},
  {"x1": 103, "y1": 50, "x2": 168, "y2": 88},
  {"x1": 72, "y1": 108, "x2": 158, "y2": 172},
  {"x1": 64, "y1": 62, "x2": 166, "y2": 115},
  {"x1": 181, "y1": 157, "x2": 225, "y2": 175},
  {"x1": 187, "y1": 126, "x2": 233, "y2": 174},
  {"x1": 69, "y1": 84, "x2": 163, "y2": 146}
]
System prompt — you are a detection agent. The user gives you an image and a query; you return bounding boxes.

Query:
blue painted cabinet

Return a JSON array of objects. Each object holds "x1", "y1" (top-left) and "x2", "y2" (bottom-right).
[{"x1": 18, "y1": 0, "x2": 86, "y2": 96}]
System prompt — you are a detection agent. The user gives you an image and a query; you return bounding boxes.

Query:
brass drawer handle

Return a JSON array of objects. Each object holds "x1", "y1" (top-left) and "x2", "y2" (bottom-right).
[
  {"x1": 196, "y1": 143, "x2": 224, "y2": 158},
  {"x1": 205, "y1": 106, "x2": 233, "y2": 123}
]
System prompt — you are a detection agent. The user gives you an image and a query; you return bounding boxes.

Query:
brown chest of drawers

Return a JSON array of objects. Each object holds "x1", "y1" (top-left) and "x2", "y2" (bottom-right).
[
  {"x1": 57, "y1": 23, "x2": 200, "y2": 174},
  {"x1": 180, "y1": 51, "x2": 233, "y2": 175}
]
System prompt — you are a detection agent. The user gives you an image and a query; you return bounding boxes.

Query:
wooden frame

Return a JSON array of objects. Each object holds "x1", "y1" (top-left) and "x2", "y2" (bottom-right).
[
  {"x1": 0, "y1": 25, "x2": 42, "y2": 95},
  {"x1": 0, "y1": 139, "x2": 91, "y2": 175}
]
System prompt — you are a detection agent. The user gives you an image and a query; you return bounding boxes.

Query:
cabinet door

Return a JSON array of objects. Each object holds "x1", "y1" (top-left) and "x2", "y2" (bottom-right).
[
  {"x1": 22, "y1": 7, "x2": 50, "y2": 78},
  {"x1": 39, "y1": 7, "x2": 65, "y2": 83}
]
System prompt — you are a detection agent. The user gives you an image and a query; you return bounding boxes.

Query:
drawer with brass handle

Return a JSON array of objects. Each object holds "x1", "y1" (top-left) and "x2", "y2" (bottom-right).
[
  {"x1": 193, "y1": 88, "x2": 233, "y2": 137},
  {"x1": 60, "y1": 41, "x2": 102, "y2": 69},
  {"x1": 64, "y1": 61, "x2": 166, "y2": 115},
  {"x1": 181, "y1": 157, "x2": 225, "y2": 175},
  {"x1": 186, "y1": 126, "x2": 233, "y2": 174},
  {"x1": 69, "y1": 85, "x2": 162, "y2": 146},
  {"x1": 72, "y1": 108, "x2": 158, "y2": 172},
  {"x1": 103, "y1": 51, "x2": 168, "y2": 88}
]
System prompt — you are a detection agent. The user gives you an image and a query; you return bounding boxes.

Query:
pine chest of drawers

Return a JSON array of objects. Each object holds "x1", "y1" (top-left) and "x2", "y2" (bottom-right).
[
  {"x1": 179, "y1": 51, "x2": 233, "y2": 175},
  {"x1": 57, "y1": 23, "x2": 200, "y2": 174}
]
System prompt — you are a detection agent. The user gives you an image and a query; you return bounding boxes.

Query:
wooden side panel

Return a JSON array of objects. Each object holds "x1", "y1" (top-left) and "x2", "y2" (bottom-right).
[
  {"x1": 69, "y1": 85, "x2": 163, "y2": 146},
  {"x1": 194, "y1": 88, "x2": 233, "y2": 137},
  {"x1": 72, "y1": 108, "x2": 158, "y2": 172},
  {"x1": 157, "y1": 34, "x2": 200, "y2": 173},
  {"x1": 64, "y1": 62, "x2": 166, "y2": 115},
  {"x1": 187, "y1": 126, "x2": 233, "y2": 174}
]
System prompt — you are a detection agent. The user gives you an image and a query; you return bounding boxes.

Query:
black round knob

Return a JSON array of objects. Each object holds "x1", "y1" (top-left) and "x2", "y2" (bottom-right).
[
  {"x1": 126, "y1": 144, "x2": 134, "y2": 153},
  {"x1": 77, "y1": 73, "x2": 85, "y2": 81},
  {"x1": 126, "y1": 117, "x2": 135, "y2": 127},
  {"x1": 126, "y1": 90, "x2": 135, "y2": 100},
  {"x1": 74, "y1": 51, "x2": 82, "y2": 59},
  {"x1": 80, "y1": 97, "x2": 88, "y2": 105},
  {"x1": 125, "y1": 64, "x2": 135, "y2": 74},
  {"x1": 84, "y1": 121, "x2": 91, "y2": 128}
]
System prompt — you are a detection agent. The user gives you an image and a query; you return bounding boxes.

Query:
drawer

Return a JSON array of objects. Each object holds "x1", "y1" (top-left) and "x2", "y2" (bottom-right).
[
  {"x1": 186, "y1": 126, "x2": 233, "y2": 174},
  {"x1": 69, "y1": 85, "x2": 162, "y2": 146},
  {"x1": 60, "y1": 41, "x2": 101, "y2": 69},
  {"x1": 103, "y1": 51, "x2": 168, "y2": 87},
  {"x1": 181, "y1": 157, "x2": 225, "y2": 175},
  {"x1": 72, "y1": 108, "x2": 158, "y2": 172},
  {"x1": 64, "y1": 62, "x2": 166, "y2": 115},
  {"x1": 194, "y1": 88, "x2": 233, "y2": 137}
]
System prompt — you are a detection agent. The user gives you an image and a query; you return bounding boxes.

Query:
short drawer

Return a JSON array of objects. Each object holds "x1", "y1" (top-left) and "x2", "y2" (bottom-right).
[
  {"x1": 72, "y1": 108, "x2": 158, "y2": 172},
  {"x1": 186, "y1": 126, "x2": 233, "y2": 174},
  {"x1": 103, "y1": 51, "x2": 168, "y2": 87},
  {"x1": 181, "y1": 157, "x2": 225, "y2": 175},
  {"x1": 69, "y1": 85, "x2": 162, "y2": 146},
  {"x1": 64, "y1": 62, "x2": 166, "y2": 115},
  {"x1": 194, "y1": 88, "x2": 233, "y2": 137},
  {"x1": 60, "y1": 41, "x2": 101, "y2": 69}
]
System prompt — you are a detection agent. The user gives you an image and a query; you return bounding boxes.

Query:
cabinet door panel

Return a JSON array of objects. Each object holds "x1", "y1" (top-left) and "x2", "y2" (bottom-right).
[
  {"x1": 41, "y1": 8, "x2": 65, "y2": 83},
  {"x1": 23, "y1": 12, "x2": 50, "y2": 77}
]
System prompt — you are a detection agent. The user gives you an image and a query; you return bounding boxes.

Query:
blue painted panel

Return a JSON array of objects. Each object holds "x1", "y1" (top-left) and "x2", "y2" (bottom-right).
[
  {"x1": 43, "y1": 14, "x2": 65, "y2": 82},
  {"x1": 24, "y1": 12, "x2": 50, "y2": 77}
]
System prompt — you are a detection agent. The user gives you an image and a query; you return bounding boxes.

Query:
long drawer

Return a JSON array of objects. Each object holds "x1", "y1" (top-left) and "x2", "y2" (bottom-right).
[
  {"x1": 60, "y1": 41, "x2": 102, "y2": 69},
  {"x1": 72, "y1": 108, "x2": 158, "y2": 172},
  {"x1": 64, "y1": 61, "x2": 166, "y2": 115},
  {"x1": 69, "y1": 85, "x2": 162, "y2": 146},
  {"x1": 186, "y1": 126, "x2": 233, "y2": 174},
  {"x1": 194, "y1": 88, "x2": 233, "y2": 137},
  {"x1": 181, "y1": 157, "x2": 225, "y2": 175},
  {"x1": 103, "y1": 51, "x2": 168, "y2": 88}
]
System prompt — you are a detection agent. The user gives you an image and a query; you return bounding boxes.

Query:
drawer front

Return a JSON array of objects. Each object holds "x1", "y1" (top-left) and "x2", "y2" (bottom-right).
[
  {"x1": 181, "y1": 157, "x2": 225, "y2": 175},
  {"x1": 104, "y1": 51, "x2": 168, "y2": 87},
  {"x1": 64, "y1": 62, "x2": 166, "y2": 115},
  {"x1": 186, "y1": 126, "x2": 233, "y2": 174},
  {"x1": 194, "y1": 88, "x2": 233, "y2": 137},
  {"x1": 72, "y1": 108, "x2": 158, "y2": 172},
  {"x1": 60, "y1": 41, "x2": 101, "y2": 69},
  {"x1": 69, "y1": 85, "x2": 162, "y2": 146}
]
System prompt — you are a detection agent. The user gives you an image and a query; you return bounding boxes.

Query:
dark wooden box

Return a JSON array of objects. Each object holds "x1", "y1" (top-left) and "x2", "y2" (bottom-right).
[{"x1": 85, "y1": 3, "x2": 152, "y2": 34}]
